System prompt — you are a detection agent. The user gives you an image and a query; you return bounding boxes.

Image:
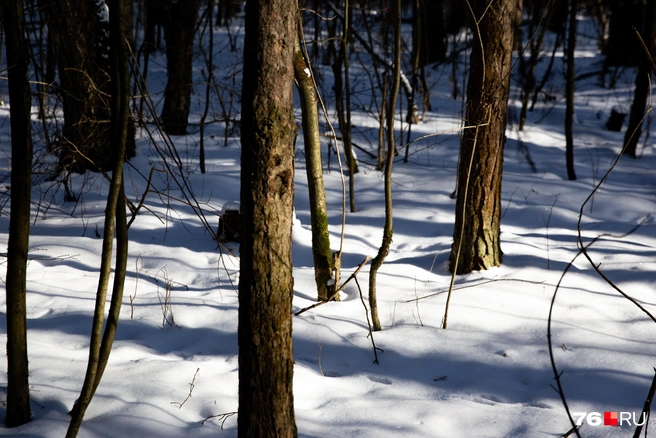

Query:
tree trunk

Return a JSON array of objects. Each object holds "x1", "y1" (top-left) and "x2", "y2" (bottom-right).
[
  {"x1": 2, "y1": 0, "x2": 33, "y2": 427},
  {"x1": 330, "y1": 1, "x2": 358, "y2": 213},
  {"x1": 40, "y1": 0, "x2": 135, "y2": 173},
  {"x1": 238, "y1": 0, "x2": 298, "y2": 435},
  {"x1": 293, "y1": 34, "x2": 334, "y2": 302},
  {"x1": 415, "y1": 0, "x2": 446, "y2": 67},
  {"x1": 565, "y1": 0, "x2": 577, "y2": 180},
  {"x1": 623, "y1": 0, "x2": 656, "y2": 158},
  {"x1": 368, "y1": 0, "x2": 402, "y2": 332},
  {"x1": 65, "y1": 0, "x2": 130, "y2": 435},
  {"x1": 606, "y1": 0, "x2": 643, "y2": 66},
  {"x1": 161, "y1": 0, "x2": 200, "y2": 135},
  {"x1": 449, "y1": 0, "x2": 515, "y2": 274}
]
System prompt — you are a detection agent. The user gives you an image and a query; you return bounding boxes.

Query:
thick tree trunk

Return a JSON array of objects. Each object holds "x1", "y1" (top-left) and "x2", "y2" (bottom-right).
[
  {"x1": 238, "y1": 0, "x2": 298, "y2": 435},
  {"x1": 449, "y1": 0, "x2": 514, "y2": 274},
  {"x1": 161, "y1": 0, "x2": 200, "y2": 135},
  {"x1": 3, "y1": 0, "x2": 33, "y2": 427}
]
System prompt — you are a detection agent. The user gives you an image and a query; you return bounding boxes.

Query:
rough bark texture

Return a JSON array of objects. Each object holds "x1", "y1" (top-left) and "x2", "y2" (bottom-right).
[
  {"x1": 293, "y1": 36, "x2": 334, "y2": 302},
  {"x1": 449, "y1": 0, "x2": 514, "y2": 274},
  {"x1": 40, "y1": 0, "x2": 135, "y2": 172},
  {"x1": 238, "y1": 0, "x2": 298, "y2": 436},
  {"x1": 161, "y1": 0, "x2": 200, "y2": 135},
  {"x1": 623, "y1": 0, "x2": 656, "y2": 158},
  {"x1": 3, "y1": 0, "x2": 33, "y2": 426}
]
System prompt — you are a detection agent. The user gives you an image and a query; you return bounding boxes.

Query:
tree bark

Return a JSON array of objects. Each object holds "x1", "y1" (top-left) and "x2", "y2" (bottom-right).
[
  {"x1": 293, "y1": 33, "x2": 334, "y2": 302},
  {"x1": 449, "y1": 0, "x2": 515, "y2": 274},
  {"x1": 3, "y1": 0, "x2": 33, "y2": 426},
  {"x1": 368, "y1": 0, "x2": 401, "y2": 332},
  {"x1": 330, "y1": 0, "x2": 358, "y2": 213},
  {"x1": 161, "y1": 0, "x2": 201, "y2": 135},
  {"x1": 65, "y1": 0, "x2": 130, "y2": 435},
  {"x1": 238, "y1": 0, "x2": 298, "y2": 435}
]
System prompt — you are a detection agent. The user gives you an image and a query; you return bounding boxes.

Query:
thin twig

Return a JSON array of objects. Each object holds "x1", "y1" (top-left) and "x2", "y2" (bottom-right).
[
  {"x1": 201, "y1": 411, "x2": 237, "y2": 428},
  {"x1": 355, "y1": 276, "x2": 381, "y2": 364},
  {"x1": 294, "y1": 256, "x2": 370, "y2": 316},
  {"x1": 548, "y1": 218, "x2": 650, "y2": 438},
  {"x1": 408, "y1": 277, "x2": 546, "y2": 303},
  {"x1": 170, "y1": 368, "x2": 200, "y2": 410},
  {"x1": 543, "y1": 194, "x2": 560, "y2": 270}
]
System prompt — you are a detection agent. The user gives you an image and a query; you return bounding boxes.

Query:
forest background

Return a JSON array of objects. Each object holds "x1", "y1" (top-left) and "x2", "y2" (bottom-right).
[{"x1": 1, "y1": 0, "x2": 656, "y2": 437}]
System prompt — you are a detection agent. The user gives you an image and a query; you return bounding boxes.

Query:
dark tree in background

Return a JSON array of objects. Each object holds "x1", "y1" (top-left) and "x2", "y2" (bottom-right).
[
  {"x1": 605, "y1": 0, "x2": 644, "y2": 67},
  {"x1": 623, "y1": 0, "x2": 656, "y2": 158},
  {"x1": 238, "y1": 0, "x2": 298, "y2": 435},
  {"x1": 564, "y1": 0, "x2": 577, "y2": 180},
  {"x1": 39, "y1": 0, "x2": 135, "y2": 172},
  {"x1": 414, "y1": 0, "x2": 446, "y2": 67},
  {"x1": 449, "y1": 0, "x2": 515, "y2": 274},
  {"x1": 2, "y1": 0, "x2": 33, "y2": 426},
  {"x1": 160, "y1": 0, "x2": 201, "y2": 135}
]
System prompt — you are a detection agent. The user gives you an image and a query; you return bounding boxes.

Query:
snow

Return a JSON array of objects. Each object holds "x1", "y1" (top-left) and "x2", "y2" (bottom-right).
[{"x1": 1, "y1": 12, "x2": 656, "y2": 438}]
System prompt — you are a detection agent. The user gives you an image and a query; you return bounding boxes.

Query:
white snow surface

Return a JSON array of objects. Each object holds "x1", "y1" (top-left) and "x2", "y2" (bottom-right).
[{"x1": 1, "y1": 14, "x2": 655, "y2": 438}]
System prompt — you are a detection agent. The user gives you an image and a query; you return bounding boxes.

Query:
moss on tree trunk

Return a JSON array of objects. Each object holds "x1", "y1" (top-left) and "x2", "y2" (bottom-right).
[{"x1": 293, "y1": 34, "x2": 334, "y2": 302}]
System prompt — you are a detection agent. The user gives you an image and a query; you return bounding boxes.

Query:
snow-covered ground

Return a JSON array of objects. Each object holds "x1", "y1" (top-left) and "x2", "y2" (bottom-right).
[{"x1": 1, "y1": 12, "x2": 656, "y2": 438}]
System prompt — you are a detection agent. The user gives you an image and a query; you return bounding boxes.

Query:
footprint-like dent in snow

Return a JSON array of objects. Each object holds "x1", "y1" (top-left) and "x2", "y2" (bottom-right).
[
  {"x1": 479, "y1": 394, "x2": 502, "y2": 404},
  {"x1": 367, "y1": 375, "x2": 393, "y2": 385}
]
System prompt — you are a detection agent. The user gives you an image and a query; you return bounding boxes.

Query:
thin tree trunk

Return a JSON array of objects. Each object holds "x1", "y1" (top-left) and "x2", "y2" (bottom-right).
[
  {"x1": 519, "y1": 2, "x2": 555, "y2": 131},
  {"x1": 565, "y1": 0, "x2": 577, "y2": 180},
  {"x1": 66, "y1": 0, "x2": 130, "y2": 435},
  {"x1": 368, "y1": 0, "x2": 401, "y2": 333},
  {"x1": 199, "y1": 0, "x2": 216, "y2": 173},
  {"x1": 331, "y1": 0, "x2": 358, "y2": 212},
  {"x1": 404, "y1": 0, "x2": 421, "y2": 163},
  {"x1": 238, "y1": 0, "x2": 298, "y2": 435},
  {"x1": 294, "y1": 32, "x2": 334, "y2": 302},
  {"x1": 3, "y1": 0, "x2": 33, "y2": 426}
]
